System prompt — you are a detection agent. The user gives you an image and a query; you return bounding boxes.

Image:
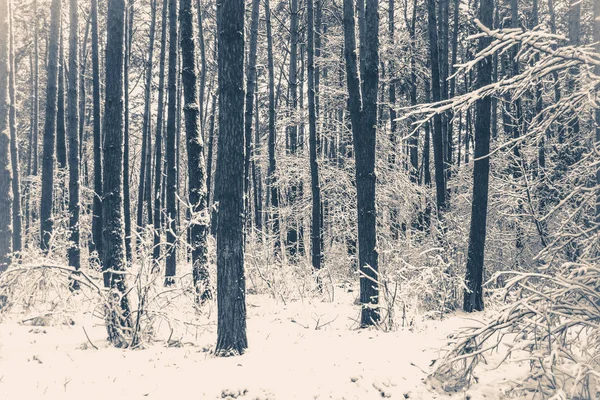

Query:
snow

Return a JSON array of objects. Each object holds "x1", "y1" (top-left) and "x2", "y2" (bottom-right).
[{"x1": 0, "y1": 289, "x2": 529, "y2": 399}]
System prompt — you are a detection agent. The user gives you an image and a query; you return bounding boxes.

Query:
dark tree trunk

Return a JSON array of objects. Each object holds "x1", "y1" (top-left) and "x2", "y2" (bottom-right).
[
  {"x1": 40, "y1": 0, "x2": 61, "y2": 252},
  {"x1": 308, "y1": 0, "x2": 322, "y2": 281},
  {"x1": 595, "y1": 0, "x2": 600, "y2": 223},
  {"x1": 180, "y1": 0, "x2": 211, "y2": 302},
  {"x1": 137, "y1": 0, "x2": 157, "y2": 233},
  {"x1": 206, "y1": 90, "x2": 216, "y2": 210},
  {"x1": 91, "y1": 0, "x2": 103, "y2": 258},
  {"x1": 244, "y1": 0, "x2": 260, "y2": 230},
  {"x1": 67, "y1": 0, "x2": 81, "y2": 277},
  {"x1": 154, "y1": 0, "x2": 168, "y2": 266},
  {"x1": 32, "y1": 0, "x2": 40, "y2": 177},
  {"x1": 286, "y1": 0, "x2": 300, "y2": 259},
  {"x1": 215, "y1": 0, "x2": 248, "y2": 356},
  {"x1": 123, "y1": 0, "x2": 134, "y2": 264},
  {"x1": 78, "y1": 17, "x2": 89, "y2": 173},
  {"x1": 265, "y1": 0, "x2": 280, "y2": 255},
  {"x1": 426, "y1": 0, "x2": 446, "y2": 213},
  {"x1": 103, "y1": 0, "x2": 133, "y2": 345},
  {"x1": 8, "y1": 3, "x2": 20, "y2": 253},
  {"x1": 196, "y1": 0, "x2": 207, "y2": 139},
  {"x1": 251, "y1": 82, "x2": 263, "y2": 233},
  {"x1": 164, "y1": 0, "x2": 178, "y2": 284},
  {"x1": 0, "y1": 0, "x2": 12, "y2": 266},
  {"x1": 342, "y1": 0, "x2": 380, "y2": 327},
  {"x1": 56, "y1": 31, "x2": 67, "y2": 170},
  {"x1": 463, "y1": 0, "x2": 493, "y2": 313}
]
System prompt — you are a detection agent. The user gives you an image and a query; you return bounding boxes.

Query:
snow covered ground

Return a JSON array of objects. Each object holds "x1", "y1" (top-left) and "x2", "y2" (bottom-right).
[{"x1": 0, "y1": 289, "x2": 527, "y2": 399}]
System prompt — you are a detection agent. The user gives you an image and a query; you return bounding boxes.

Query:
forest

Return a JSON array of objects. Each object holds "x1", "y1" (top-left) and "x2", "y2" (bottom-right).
[{"x1": 0, "y1": 0, "x2": 599, "y2": 398}]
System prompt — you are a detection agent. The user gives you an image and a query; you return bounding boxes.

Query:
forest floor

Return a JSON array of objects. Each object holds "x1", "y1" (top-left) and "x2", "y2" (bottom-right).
[{"x1": 0, "y1": 287, "x2": 528, "y2": 399}]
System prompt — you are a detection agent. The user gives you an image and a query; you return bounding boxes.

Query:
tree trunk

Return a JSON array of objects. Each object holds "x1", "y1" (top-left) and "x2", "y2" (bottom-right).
[
  {"x1": 164, "y1": 0, "x2": 178, "y2": 285},
  {"x1": 196, "y1": 0, "x2": 207, "y2": 139},
  {"x1": 153, "y1": 0, "x2": 168, "y2": 267},
  {"x1": 594, "y1": 0, "x2": 600, "y2": 223},
  {"x1": 137, "y1": 0, "x2": 157, "y2": 234},
  {"x1": 286, "y1": 0, "x2": 300, "y2": 259},
  {"x1": 463, "y1": 0, "x2": 493, "y2": 313},
  {"x1": 67, "y1": 0, "x2": 80, "y2": 277},
  {"x1": 0, "y1": 0, "x2": 12, "y2": 266},
  {"x1": 8, "y1": 3, "x2": 20, "y2": 253},
  {"x1": 56, "y1": 30, "x2": 67, "y2": 170},
  {"x1": 342, "y1": 0, "x2": 380, "y2": 327},
  {"x1": 180, "y1": 0, "x2": 211, "y2": 302},
  {"x1": 40, "y1": 0, "x2": 61, "y2": 251},
  {"x1": 426, "y1": 0, "x2": 446, "y2": 213},
  {"x1": 91, "y1": 0, "x2": 103, "y2": 258},
  {"x1": 103, "y1": 0, "x2": 133, "y2": 345},
  {"x1": 308, "y1": 0, "x2": 322, "y2": 282},
  {"x1": 32, "y1": 0, "x2": 40, "y2": 177},
  {"x1": 215, "y1": 0, "x2": 248, "y2": 356},
  {"x1": 265, "y1": 0, "x2": 280, "y2": 255},
  {"x1": 123, "y1": 0, "x2": 135, "y2": 264},
  {"x1": 244, "y1": 0, "x2": 260, "y2": 231}
]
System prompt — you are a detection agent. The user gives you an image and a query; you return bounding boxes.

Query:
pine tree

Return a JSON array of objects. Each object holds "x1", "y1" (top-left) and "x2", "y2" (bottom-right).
[{"x1": 215, "y1": 0, "x2": 248, "y2": 356}]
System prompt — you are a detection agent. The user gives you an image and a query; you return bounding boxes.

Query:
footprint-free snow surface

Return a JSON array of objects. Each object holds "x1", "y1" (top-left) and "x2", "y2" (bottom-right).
[{"x1": 0, "y1": 291, "x2": 526, "y2": 399}]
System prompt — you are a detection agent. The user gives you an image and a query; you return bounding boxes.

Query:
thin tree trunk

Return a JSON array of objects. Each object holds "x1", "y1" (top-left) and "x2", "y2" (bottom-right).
[
  {"x1": 103, "y1": 0, "x2": 133, "y2": 345},
  {"x1": 463, "y1": 0, "x2": 493, "y2": 313},
  {"x1": 8, "y1": 3, "x2": 20, "y2": 253},
  {"x1": 244, "y1": 0, "x2": 260, "y2": 232},
  {"x1": 594, "y1": 0, "x2": 600, "y2": 223},
  {"x1": 56, "y1": 29, "x2": 67, "y2": 170},
  {"x1": 215, "y1": 0, "x2": 248, "y2": 356},
  {"x1": 32, "y1": 0, "x2": 40, "y2": 177},
  {"x1": 426, "y1": 0, "x2": 446, "y2": 213},
  {"x1": 67, "y1": 0, "x2": 80, "y2": 279},
  {"x1": 40, "y1": 0, "x2": 61, "y2": 251},
  {"x1": 0, "y1": 0, "x2": 12, "y2": 266},
  {"x1": 308, "y1": 0, "x2": 322, "y2": 282},
  {"x1": 164, "y1": 0, "x2": 178, "y2": 284},
  {"x1": 286, "y1": 0, "x2": 300, "y2": 259},
  {"x1": 153, "y1": 0, "x2": 168, "y2": 267},
  {"x1": 265, "y1": 0, "x2": 280, "y2": 255},
  {"x1": 123, "y1": 0, "x2": 134, "y2": 263},
  {"x1": 196, "y1": 0, "x2": 206, "y2": 140},
  {"x1": 137, "y1": 0, "x2": 157, "y2": 234},
  {"x1": 91, "y1": 0, "x2": 103, "y2": 257}
]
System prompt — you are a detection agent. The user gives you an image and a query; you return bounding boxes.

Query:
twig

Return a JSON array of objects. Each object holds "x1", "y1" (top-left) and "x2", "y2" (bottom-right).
[{"x1": 82, "y1": 326, "x2": 98, "y2": 350}]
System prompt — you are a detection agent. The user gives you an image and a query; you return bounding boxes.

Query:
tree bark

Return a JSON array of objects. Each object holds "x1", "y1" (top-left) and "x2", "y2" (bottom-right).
[
  {"x1": 40, "y1": 0, "x2": 61, "y2": 251},
  {"x1": 342, "y1": 0, "x2": 380, "y2": 327},
  {"x1": 91, "y1": 0, "x2": 103, "y2": 257},
  {"x1": 8, "y1": 2, "x2": 20, "y2": 253},
  {"x1": 180, "y1": 0, "x2": 211, "y2": 302},
  {"x1": 103, "y1": 0, "x2": 133, "y2": 345},
  {"x1": 67, "y1": 0, "x2": 81, "y2": 277},
  {"x1": 244, "y1": 0, "x2": 260, "y2": 230},
  {"x1": 215, "y1": 0, "x2": 248, "y2": 356},
  {"x1": 164, "y1": 0, "x2": 178, "y2": 284},
  {"x1": 56, "y1": 30, "x2": 67, "y2": 170},
  {"x1": 308, "y1": 0, "x2": 322, "y2": 281},
  {"x1": 123, "y1": 0, "x2": 135, "y2": 264},
  {"x1": 286, "y1": 0, "x2": 300, "y2": 259},
  {"x1": 426, "y1": 0, "x2": 446, "y2": 213},
  {"x1": 0, "y1": 0, "x2": 12, "y2": 266},
  {"x1": 153, "y1": 0, "x2": 168, "y2": 267},
  {"x1": 594, "y1": 0, "x2": 600, "y2": 223},
  {"x1": 265, "y1": 0, "x2": 280, "y2": 255},
  {"x1": 137, "y1": 0, "x2": 157, "y2": 234},
  {"x1": 463, "y1": 0, "x2": 493, "y2": 313}
]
